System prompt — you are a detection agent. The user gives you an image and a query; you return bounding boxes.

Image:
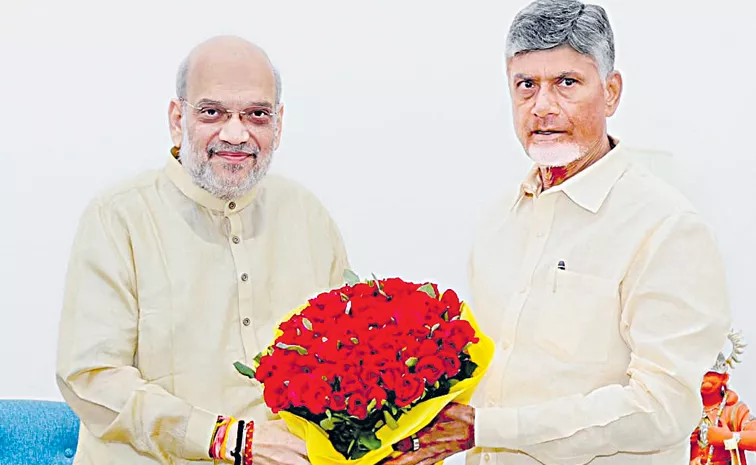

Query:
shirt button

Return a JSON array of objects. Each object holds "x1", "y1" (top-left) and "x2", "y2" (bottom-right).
[
  {"x1": 241, "y1": 273, "x2": 249, "y2": 281},
  {"x1": 535, "y1": 231, "x2": 544, "y2": 237},
  {"x1": 484, "y1": 453, "x2": 491, "y2": 461},
  {"x1": 64, "y1": 448, "x2": 74, "y2": 458},
  {"x1": 243, "y1": 318, "x2": 251, "y2": 326},
  {"x1": 231, "y1": 236, "x2": 240, "y2": 244},
  {"x1": 228, "y1": 201, "x2": 236, "y2": 210}
]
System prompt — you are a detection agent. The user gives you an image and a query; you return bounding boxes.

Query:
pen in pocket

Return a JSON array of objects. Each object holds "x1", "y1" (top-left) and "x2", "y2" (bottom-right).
[{"x1": 553, "y1": 260, "x2": 566, "y2": 292}]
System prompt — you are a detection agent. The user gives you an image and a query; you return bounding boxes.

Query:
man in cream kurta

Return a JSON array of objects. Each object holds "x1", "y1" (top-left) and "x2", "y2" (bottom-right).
[
  {"x1": 56, "y1": 36, "x2": 348, "y2": 464},
  {"x1": 381, "y1": 2, "x2": 731, "y2": 465}
]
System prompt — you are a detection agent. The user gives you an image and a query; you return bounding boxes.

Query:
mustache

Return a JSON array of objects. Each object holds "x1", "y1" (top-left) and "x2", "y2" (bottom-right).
[{"x1": 207, "y1": 143, "x2": 260, "y2": 157}]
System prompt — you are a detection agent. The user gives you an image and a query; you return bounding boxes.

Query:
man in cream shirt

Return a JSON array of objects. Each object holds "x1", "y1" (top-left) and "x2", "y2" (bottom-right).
[
  {"x1": 56, "y1": 36, "x2": 348, "y2": 464},
  {"x1": 382, "y1": 1, "x2": 731, "y2": 464}
]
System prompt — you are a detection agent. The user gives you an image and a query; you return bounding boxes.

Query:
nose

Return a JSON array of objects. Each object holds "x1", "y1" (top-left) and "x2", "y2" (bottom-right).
[
  {"x1": 218, "y1": 115, "x2": 251, "y2": 145},
  {"x1": 532, "y1": 87, "x2": 560, "y2": 118}
]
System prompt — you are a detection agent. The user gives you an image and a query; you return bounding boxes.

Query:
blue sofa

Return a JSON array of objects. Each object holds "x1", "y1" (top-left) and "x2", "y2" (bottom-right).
[{"x1": 0, "y1": 399, "x2": 79, "y2": 464}]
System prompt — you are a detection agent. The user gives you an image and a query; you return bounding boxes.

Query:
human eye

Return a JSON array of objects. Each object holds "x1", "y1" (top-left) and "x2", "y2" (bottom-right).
[
  {"x1": 244, "y1": 108, "x2": 273, "y2": 124},
  {"x1": 559, "y1": 77, "x2": 578, "y2": 87},
  {"x1": 517, "y1": 79, "x2": 535, "y2": 89},
  {"x1": 197, "y1": 106, "x2": 226, "y2": 121}
]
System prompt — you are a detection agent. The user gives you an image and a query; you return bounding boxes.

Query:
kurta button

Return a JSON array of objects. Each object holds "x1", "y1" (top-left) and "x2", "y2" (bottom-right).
[
  {"x1": 64, "y1": 448, "x2": 74, "y2": 458},
  {"x1": 243, "y1": 318, "x2": 251, "y2": 326},
  {"x1": 231, "y1": 236, "x2": 240, "y2": 244},
  {"x1": 241, "y1": 273, "x2": 248, "y2": 281},
  {"x1": 228, "y1": 201, "x2": 236, "y2": 210}
]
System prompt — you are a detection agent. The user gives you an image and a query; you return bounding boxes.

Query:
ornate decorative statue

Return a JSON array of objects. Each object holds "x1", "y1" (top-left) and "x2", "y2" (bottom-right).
[{"x1": 690, "y1": 330, "x2": 755, "y2": 464}]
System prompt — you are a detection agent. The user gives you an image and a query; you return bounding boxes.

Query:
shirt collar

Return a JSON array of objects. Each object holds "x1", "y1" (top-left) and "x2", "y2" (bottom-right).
[
  {"x1": 164, "y1": 154, "x2": 258, "y2": 214},
  {"x1": 513, "y1": 138, "x2": 630, "y2": 214}
]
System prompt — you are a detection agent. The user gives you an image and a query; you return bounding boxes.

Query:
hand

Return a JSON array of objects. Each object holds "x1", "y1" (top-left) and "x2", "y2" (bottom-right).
[
  {"x1": 381, "y1": 403, "x2": 475, "y2": 465},
  {"x1": 707, "y1": 421, "x2": 733, "y2": 448},
  {"x1": 252, "y1": 419, "x2": 310, "y2": 465}
]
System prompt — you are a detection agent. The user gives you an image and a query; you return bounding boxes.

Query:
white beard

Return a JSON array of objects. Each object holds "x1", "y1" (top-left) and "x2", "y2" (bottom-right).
[
  {"x1": 526, "y1": 142, "x2": 584, "y2": 168},
  {"x1": 178, "y1": 121, "x2": 274, "y2": 200}
]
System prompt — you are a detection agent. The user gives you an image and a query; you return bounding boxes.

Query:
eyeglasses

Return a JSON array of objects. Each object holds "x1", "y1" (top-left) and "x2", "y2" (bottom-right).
[{"x1": 180, "y1": 98, "x2": 278, "y2": 128}]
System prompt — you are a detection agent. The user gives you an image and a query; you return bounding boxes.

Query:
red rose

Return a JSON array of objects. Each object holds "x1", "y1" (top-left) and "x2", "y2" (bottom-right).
[
  {"x1": 301, "y1": 377, "x2": 332, "y2": 415},
  {"x1": 380, "y1": 363, "x2": 409, "y2": 391},
  {"x1": 438, "y1": 350, "x2": 462, "y2": 378},
  {"x1": 381, "y1": 278, "x2": 421, "y2": 297},
  {"x1": 312, "y1": 336, "x2": 341, "y2": 364},
  {"x1": 440, "y1": 289, "x2": 462, "y2": 320},
  {"x1": 347, "y1": 392, "x2": 369, "y2": 420},
  {"x1": 416, "y1": 339, "x2": 441, "y2": 358},
  {"x1": 254, "y1": 354, "x2": 284, "y2": 383},
  {"x1": 438, "y1": 320, "x2": 479, "y2": 353},
  {"x1": 262, "y1": 377, "x2": 291, "y2": 413},
  {"x1": 415, "y1": 355, "x2": 445, "y2": 385},
  {"x1": 394, "y1": 375, "x2": 425, "y2": 407},
  {"x1": 339, "y1": 375, "x2": 367, "y2": 397},
  {"x1": 365, "y1": 384, "x2": 388, "y2": 409},
  {"x1": 328, "y1": 391, "x2": 347, "y2": 412}
]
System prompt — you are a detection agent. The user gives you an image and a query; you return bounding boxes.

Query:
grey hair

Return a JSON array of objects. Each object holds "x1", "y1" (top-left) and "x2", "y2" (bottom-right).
[
  {"x1": 505, "y1": 0, "x2": 615, "y2": 78},
  {"x1": 175, "y1": 52, "x2": 283, "y2": 105}
]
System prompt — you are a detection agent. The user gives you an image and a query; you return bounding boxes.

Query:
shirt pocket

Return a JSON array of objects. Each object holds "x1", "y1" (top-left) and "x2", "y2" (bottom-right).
[
  {"x1": 136, "y1": 307, "x2": 174, "y2": 381},
  {"x1": 533, "y1": 269, "x2": 620, "y2": 364}
]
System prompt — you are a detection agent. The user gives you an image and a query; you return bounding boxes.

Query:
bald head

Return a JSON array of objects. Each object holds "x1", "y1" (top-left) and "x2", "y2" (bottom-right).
[{"x1": 176, "y1": 35, "x2": 281, "y2": 105}]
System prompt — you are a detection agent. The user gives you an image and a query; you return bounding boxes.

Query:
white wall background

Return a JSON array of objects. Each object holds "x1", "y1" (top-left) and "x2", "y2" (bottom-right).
[{"x1": 1, "y1": 1, "x2": 755, "y2": 463}]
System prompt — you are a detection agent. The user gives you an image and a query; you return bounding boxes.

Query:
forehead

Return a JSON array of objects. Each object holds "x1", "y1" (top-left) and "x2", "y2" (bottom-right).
[
  {"x1": 187, "y1": 55, "x2": 277, "y2": 105},
  {"x1": 507, "y1": 45, "x2": 600, "y2": 79}
]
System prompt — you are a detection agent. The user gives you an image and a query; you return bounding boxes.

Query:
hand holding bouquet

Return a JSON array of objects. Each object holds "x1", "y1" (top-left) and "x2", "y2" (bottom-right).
[{"x1": 235, "y1": 271, "x2": 494, "y2": 465}]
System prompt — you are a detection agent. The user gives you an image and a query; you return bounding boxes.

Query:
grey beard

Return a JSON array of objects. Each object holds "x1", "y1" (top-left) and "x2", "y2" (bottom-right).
[{"x1": 178, "y1": 134, "x2": 273, "y2": 201}]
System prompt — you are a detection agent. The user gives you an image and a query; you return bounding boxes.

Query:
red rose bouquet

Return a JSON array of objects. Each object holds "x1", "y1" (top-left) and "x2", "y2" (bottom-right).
[{"x1": 234, "y1": 270, "x2": 494, "y2": 465}]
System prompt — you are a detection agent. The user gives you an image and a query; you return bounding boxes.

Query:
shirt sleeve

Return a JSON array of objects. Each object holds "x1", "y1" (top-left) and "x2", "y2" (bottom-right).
[
  {"x1": 474, "y1": 211, "x2": 732, "y2": 464},
  {"x1": 55, "y1": 200, "x2": 220, "y2": 462}
]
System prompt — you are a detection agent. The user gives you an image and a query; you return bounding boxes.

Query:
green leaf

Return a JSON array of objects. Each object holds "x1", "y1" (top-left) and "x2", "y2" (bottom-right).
[
  {"x1": 462, "y1": 360, "x2": 478, "y2": 378},
  {"x1": 302, "y1": 318, "x2": 313, "y2": 331},
  {"x1": 405, "y1": 357, "x2": 418, "y2": 368},
  {"x1": 383, "y1": 410, "x2": 399, "y2": 430},
  {"x1": 252, "y1": 351, "x2": 264, "y2": 365},
  {"x1": 347, "y1": 439, "x2": 356, "y2": 455},
  {"x1": 367, "y1": 398, "x2": 377, "y2": 412},
  {"x1": 233, "y1": 361, "x2": 256, "y2": 379},
  {"x1": 357, "y1": 431, "x2": 382, "y2": 451},
  {"x1": 275, "y1": 342, "x2": 308, "y2": 355},
  {"x1": 350, "y1": 337, "x2": 359, "y2": 344},
  {"x1": 449, "y1": 379, "x2": 460, "y2": 387},
  {"x1": 340, "y1": 292, "x2": 350, "y2": 302},
  {"x1": 417, "y1": 283, "x2": 437, "y2": 299},
  {"x1": 344, "y1": 269, "x2": 360, "y2": 286},
  {"x1": 319, "y1": 417, "x2": 337, "y2": 431}
]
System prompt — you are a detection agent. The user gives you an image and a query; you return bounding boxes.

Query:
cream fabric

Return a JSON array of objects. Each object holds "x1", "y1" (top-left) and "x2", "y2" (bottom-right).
[
  {"x1": 56, "y1": 156, "x2": 349, "y2": 464},
  {"x1": 466, "y1": 141, "x2": 731, "y2": 465}
]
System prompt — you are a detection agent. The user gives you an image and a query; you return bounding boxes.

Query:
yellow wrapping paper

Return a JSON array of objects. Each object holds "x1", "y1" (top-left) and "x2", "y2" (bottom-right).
[{"x1": 266, "y1": 298, "x2": 495, "y2": 465}]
